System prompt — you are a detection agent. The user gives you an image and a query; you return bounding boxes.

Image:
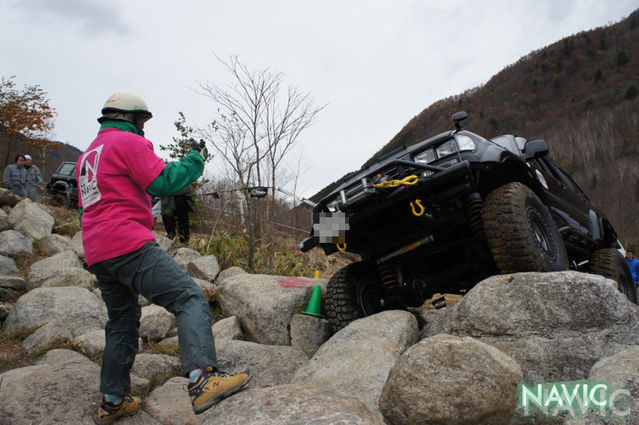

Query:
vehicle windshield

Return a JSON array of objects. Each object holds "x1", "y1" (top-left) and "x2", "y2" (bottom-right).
[{"x1": 57, "y1": 163, "x2": 76, "y2": 176}]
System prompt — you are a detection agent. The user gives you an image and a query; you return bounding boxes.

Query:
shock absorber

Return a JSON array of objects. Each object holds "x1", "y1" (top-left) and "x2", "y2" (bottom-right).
[
  {"x1": 378, "y1": 263, "x2": 399, "y2": 290},
  {"x1": 465, "y1": 193, "x2": 485, "y2": 240}
]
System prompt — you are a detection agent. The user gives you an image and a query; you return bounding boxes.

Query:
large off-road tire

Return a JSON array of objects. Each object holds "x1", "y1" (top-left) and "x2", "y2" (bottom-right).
[
  {"x1": 324, "y1": 261, "x2": 383, "y2": 331},
  {"x1": 588, "y1": 248, "x2": 638, "y2": 304},
  {"x1": 483, "y1": 182, "x2": 569, "y2": 273}
]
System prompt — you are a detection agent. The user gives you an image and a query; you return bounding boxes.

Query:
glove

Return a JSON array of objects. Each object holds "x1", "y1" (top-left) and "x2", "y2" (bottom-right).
[{"x1": 190, "y1": 139, "x2": 206, "y2": 152}]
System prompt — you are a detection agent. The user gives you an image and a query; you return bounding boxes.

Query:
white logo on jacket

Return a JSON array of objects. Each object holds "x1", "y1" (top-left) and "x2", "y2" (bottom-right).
[{"x1": 79, "y1": 145, "x2": 104, "y2": 207}]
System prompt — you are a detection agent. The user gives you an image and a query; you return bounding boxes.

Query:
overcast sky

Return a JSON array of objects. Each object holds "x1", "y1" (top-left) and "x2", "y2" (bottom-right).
[{"x1": 1, "y1": 0, "x2": 637, "y2": 198}]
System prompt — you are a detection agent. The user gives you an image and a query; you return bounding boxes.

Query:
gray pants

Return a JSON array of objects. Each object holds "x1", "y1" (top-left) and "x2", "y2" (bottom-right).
[{"x1": 90, "y1": 242, "x2": 217, "y2": 395}]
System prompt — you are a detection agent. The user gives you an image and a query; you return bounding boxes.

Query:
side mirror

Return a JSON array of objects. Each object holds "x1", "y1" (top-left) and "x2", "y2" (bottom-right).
[
  {"x1": 452, "y1": 111, "x2": 468, "y2": 131},
  {"x1": 524, "y1": 139, "x2": 549, "y2": 159}
]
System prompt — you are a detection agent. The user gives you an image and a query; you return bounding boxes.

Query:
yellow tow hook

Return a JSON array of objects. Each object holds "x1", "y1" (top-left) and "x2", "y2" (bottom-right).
[
  {"x1": 336, "y1": 243, "x2": 347, "y2": 251},
  {"x1": 410, "y1": 199, "x2": 425, "y2": 217}
]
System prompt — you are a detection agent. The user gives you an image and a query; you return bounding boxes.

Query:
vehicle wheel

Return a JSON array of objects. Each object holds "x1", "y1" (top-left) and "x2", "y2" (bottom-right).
[
  {"x1": 324, "y1": 261, "x2": 383, "y2": 331},
  {"x1": 483, "y1": 182, "x2": 569, "y2": 273},
  {"x1": 587, "y1": 248, "x2": 638, "y2": 304}
]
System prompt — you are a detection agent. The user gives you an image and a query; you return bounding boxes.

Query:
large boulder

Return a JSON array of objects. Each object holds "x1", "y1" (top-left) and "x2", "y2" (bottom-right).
[
  {"x1": 564, "y1": 347, "x2": 639, "y2": 424},
  {"x1": 173, "y1": 247, "x2": 201, "y2": 269},
  {"x1": 435, "y1": 271, "x2": 639, "y2": 381},
  {"x1": 3, "y1": 286, "x2": 107, "y2": 337},
  {"x1": 212, "y1": 315, "x2": 244, "y2": 347},
  {"x1": 216, "y1": 273, "x2": 326, "y2": 345},
  {"x1": 143, "y1": 376, "x2": 215, "y2": 425},
  {"x1": 38, "y1": 234, "x2": 76, "y2": 256},
  {"x1": 131, "y1": 353, "x2": 183, "y2": 382},
  {"x1": 0, "y1": 229, "x2": 33, "y2": 257},
  {"x1": 140, "y1": 305, "x2": 176, "y2": 340},
  {"x1": 290, "y1": 313, "x2": 332, "y2": 358},
  {"x1": 215, "y1": 266, "x2": 246, "y2": 285},
  {"x1": 22, "y1": 320, "x2": 73, "y2": 356},
  {"x1": 202, "y1": 384, "x2": 385, "y2": 425},
  {"x1": 0, "y1": 349, "x2": 151, "y2": 425},
  {"x1": 7, "y1": 198, "x2": 54, "y2": 240},
  {"x1": 380, "y1": 334, "x2": 523, "y2": 425},
  {"x1": 291, "y1": 310, "x2": 418, "y2": 417},
  {"x1": 0, "y1": 254, "x2": 26, "y2": 290},
  {"x1": 216, "y1": 340, "x2": 309, "y2": 388},
  {"x1": 28, "y1": 267, "x2": 97, "y2": 290},
  {"x1": 187, "y1": 255, "x2": 220, "y2": 282},
  {"x1": 30, "y1": 249, "x2": 82, "y2": 272}
]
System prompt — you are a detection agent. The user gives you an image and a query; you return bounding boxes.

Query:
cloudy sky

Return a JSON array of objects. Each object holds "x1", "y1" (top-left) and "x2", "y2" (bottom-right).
[{"x1": 1, "y1": 0, "x2": 637, "y2": 198}]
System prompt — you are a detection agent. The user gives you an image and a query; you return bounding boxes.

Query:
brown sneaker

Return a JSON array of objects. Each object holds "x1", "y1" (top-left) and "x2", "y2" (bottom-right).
[
  {"x1": 93, "y1": 395, "x2": 141, "y2": 425},
  {"x1": 188, "y1": 366, "x2": 252, "y2": 414}
]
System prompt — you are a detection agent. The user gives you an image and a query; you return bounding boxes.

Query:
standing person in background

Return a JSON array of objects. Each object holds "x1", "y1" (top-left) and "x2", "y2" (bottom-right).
[
  {"x1": 2, "y1": 154, "x2": 27, "y2": 198},
  {"x1": 625, "y1": 250, "x2": 639, "y2": 286},
  {"x1": 161, "y1": 184, "x2": 194, "y2": 243},
  {"x1": 24, "y1": 154, "x2": 45, "y2": 201},
  {"x1": 78, "y1": 91, "x2": 251, "y2": 425}
]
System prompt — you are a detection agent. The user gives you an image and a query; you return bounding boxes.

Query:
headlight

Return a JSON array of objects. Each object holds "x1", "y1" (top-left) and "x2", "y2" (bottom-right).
[
  {"x1": 454, "y1": 134, "x2": 476, "y2": 151},
  {"x1": 414, "y1": 149, "x2": 436, "y2": 164},
  {"x1": 436, "y1": 140, "x2": 457, "y2": 157}
]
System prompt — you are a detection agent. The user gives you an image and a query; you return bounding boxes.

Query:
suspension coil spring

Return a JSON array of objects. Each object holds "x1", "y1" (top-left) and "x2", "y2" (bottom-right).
[
  {"x1": 378, "y1": 263, "x2": 399, "y2": 290},
  {"x1": 465, "y1": 193, "x2": 485, "y2": 240}
]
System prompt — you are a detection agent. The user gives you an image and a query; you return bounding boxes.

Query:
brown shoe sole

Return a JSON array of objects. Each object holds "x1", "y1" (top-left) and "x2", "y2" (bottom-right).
[
  {"x1": 193, "y1": 372, "x2": 252, "y2": 415},
  {"x1": 93, "y1": 410, "x2": 138, "y2": 425}
]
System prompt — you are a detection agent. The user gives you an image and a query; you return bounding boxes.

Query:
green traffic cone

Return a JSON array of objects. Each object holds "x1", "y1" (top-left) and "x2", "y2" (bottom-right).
[{"x1": 302, "y1": 285, "x2": 323, "y2": 317}]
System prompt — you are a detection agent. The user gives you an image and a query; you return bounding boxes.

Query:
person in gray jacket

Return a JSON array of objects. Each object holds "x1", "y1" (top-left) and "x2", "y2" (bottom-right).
[
  {"x1": 2, "y1": 154, "x2": 27, "y2": 198},
  {"x1": 24, "y1": 155, "x2": 45, "y2": 201}
]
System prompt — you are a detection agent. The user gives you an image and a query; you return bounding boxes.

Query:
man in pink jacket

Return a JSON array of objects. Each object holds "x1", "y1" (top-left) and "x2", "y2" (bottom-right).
[{"x1": 78, "y1": 92, "x2": 251, "y2": 425}]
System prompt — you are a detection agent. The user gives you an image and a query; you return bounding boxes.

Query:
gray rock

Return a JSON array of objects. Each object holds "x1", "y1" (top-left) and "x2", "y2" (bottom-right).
[
  {"x1": 173, "y1": 247, "x2": 201, "y2": 269},
  {"x1": 30, "y1": 249, "x2": 82, "y2": 273},
  {"x1": 203, "y1": 384, "x2": 385, "y2": 425},
  {"x1": 192, "y1": 277, "x2": 216, "y2": 302},
  {"x1": 216, "y1": 340, "x2": 308, "y2": 388},
  {"x1": 0, "y1": 275, "x2": 26, "y2": 290},
  {"x1": 140, "y1": 305, "x2": 176, "y2": 340},
  {"x1": 563, "y1": 346, "x2": 639, "y2": 424},
  {"x1": 187, "y1": 255, "x2": 220, "y2": 282},
  {"x1": 216, "y1": 273, "x2": 326, "y2": 345},
  {"x1": 0, "y1": 255, "x2": 19, "y2": 275},
  {"x1": 7, "y1": 198, "x2": 54, "y2": 240},
  {"x1": 0, "y1": 229, "x2": 33, "y2": 257},
  {"x1": 74, "y1": 329, "x2": 106, "y2": 358},
  {"x1": 131, "y1": 353, "x2": 183, "y2": 382},
  {"x1": 212, "y1": 316, "x2": 244, "y2": 347},
  {"x1": 291, "y1": 310, "x2": 418, "y2": 417},
  {"x1": 1, "y1": 204, "x2": 11, "y2": 214},
  {"x1": 437, "y1": 271, "x2": 639, "y2": 381},
  {"x1": 4, "y1": 286, "x2": 107, "y2": 337},
  {"x1": 70, "y1": 230, "x2": 85, "y2": 259},
  {"x1": 38, "y1": 233, "x2": 75, "y2": 256},
  {"x1": 143, "y1": 376, "x2": 214, "y2": 425},
  {"x1": 380, "y1": 334, "x2": 523, "y2": 425},
  {"x1": 0, "y1": 349, "x2": 150, "y2": 425},
  {"x1": 215, "y1": 266, "x2": 246, "y2": 285},
  {"x1": 157, "y1": 335, "x2": 179, "y2": 352},
  {"x1": 290, "y1": 313, "x2": 332, "y2": 358},
  {"x1": 28, "y1": 266, "x2": 97, "y2": 290},
  {"x1": 0, "y1": 208, "x2": 11, "y2": 231},
  {"x1": 155, "y1": 234, "x2": 178, "y2": 256},
  {"x1": 36, "y1": 347, "x2": 92, "y2": 365},
  {"x1": 22, "y1": 320, "x2": 73, "y2": 356}
]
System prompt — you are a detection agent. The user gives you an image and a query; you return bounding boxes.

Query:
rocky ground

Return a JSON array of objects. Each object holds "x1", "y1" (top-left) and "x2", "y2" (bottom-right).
[{"x1": 1, "y1": 187, "x2": 639, "y2": 425}]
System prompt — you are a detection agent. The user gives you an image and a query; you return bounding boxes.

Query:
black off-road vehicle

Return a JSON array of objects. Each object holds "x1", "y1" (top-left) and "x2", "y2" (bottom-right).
[
  {"x1": 47, "y1": 161, "x2": 78, "y2": 207},
  {"x1": 301, "y1": 112, "x2": 637, "y2": 330}
]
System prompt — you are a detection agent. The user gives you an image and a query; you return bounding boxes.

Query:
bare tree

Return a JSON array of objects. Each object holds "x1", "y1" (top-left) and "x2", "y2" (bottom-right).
[{"x1": 195, "y1": 55, "x2": 324, "y2": 270}]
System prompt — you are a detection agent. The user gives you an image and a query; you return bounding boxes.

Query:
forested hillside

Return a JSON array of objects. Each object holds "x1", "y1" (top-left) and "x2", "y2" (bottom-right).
[{"x1": 313, "y1": 9, "x2": 639, "y2": 246}]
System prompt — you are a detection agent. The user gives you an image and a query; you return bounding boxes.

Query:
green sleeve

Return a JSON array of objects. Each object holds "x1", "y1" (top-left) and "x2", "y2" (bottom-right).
[
  {"x1": 78, "y1": 207, "x2": 83, "y2": 221},
  {"x1": 146, "y1": 150, "x2": 204, "y2": 197}
]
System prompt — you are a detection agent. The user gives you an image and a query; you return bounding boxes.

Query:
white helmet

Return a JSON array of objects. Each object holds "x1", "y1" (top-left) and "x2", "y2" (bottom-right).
[{"x1": 98, "y1": 91, "x2": 153, "y2": 123}]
